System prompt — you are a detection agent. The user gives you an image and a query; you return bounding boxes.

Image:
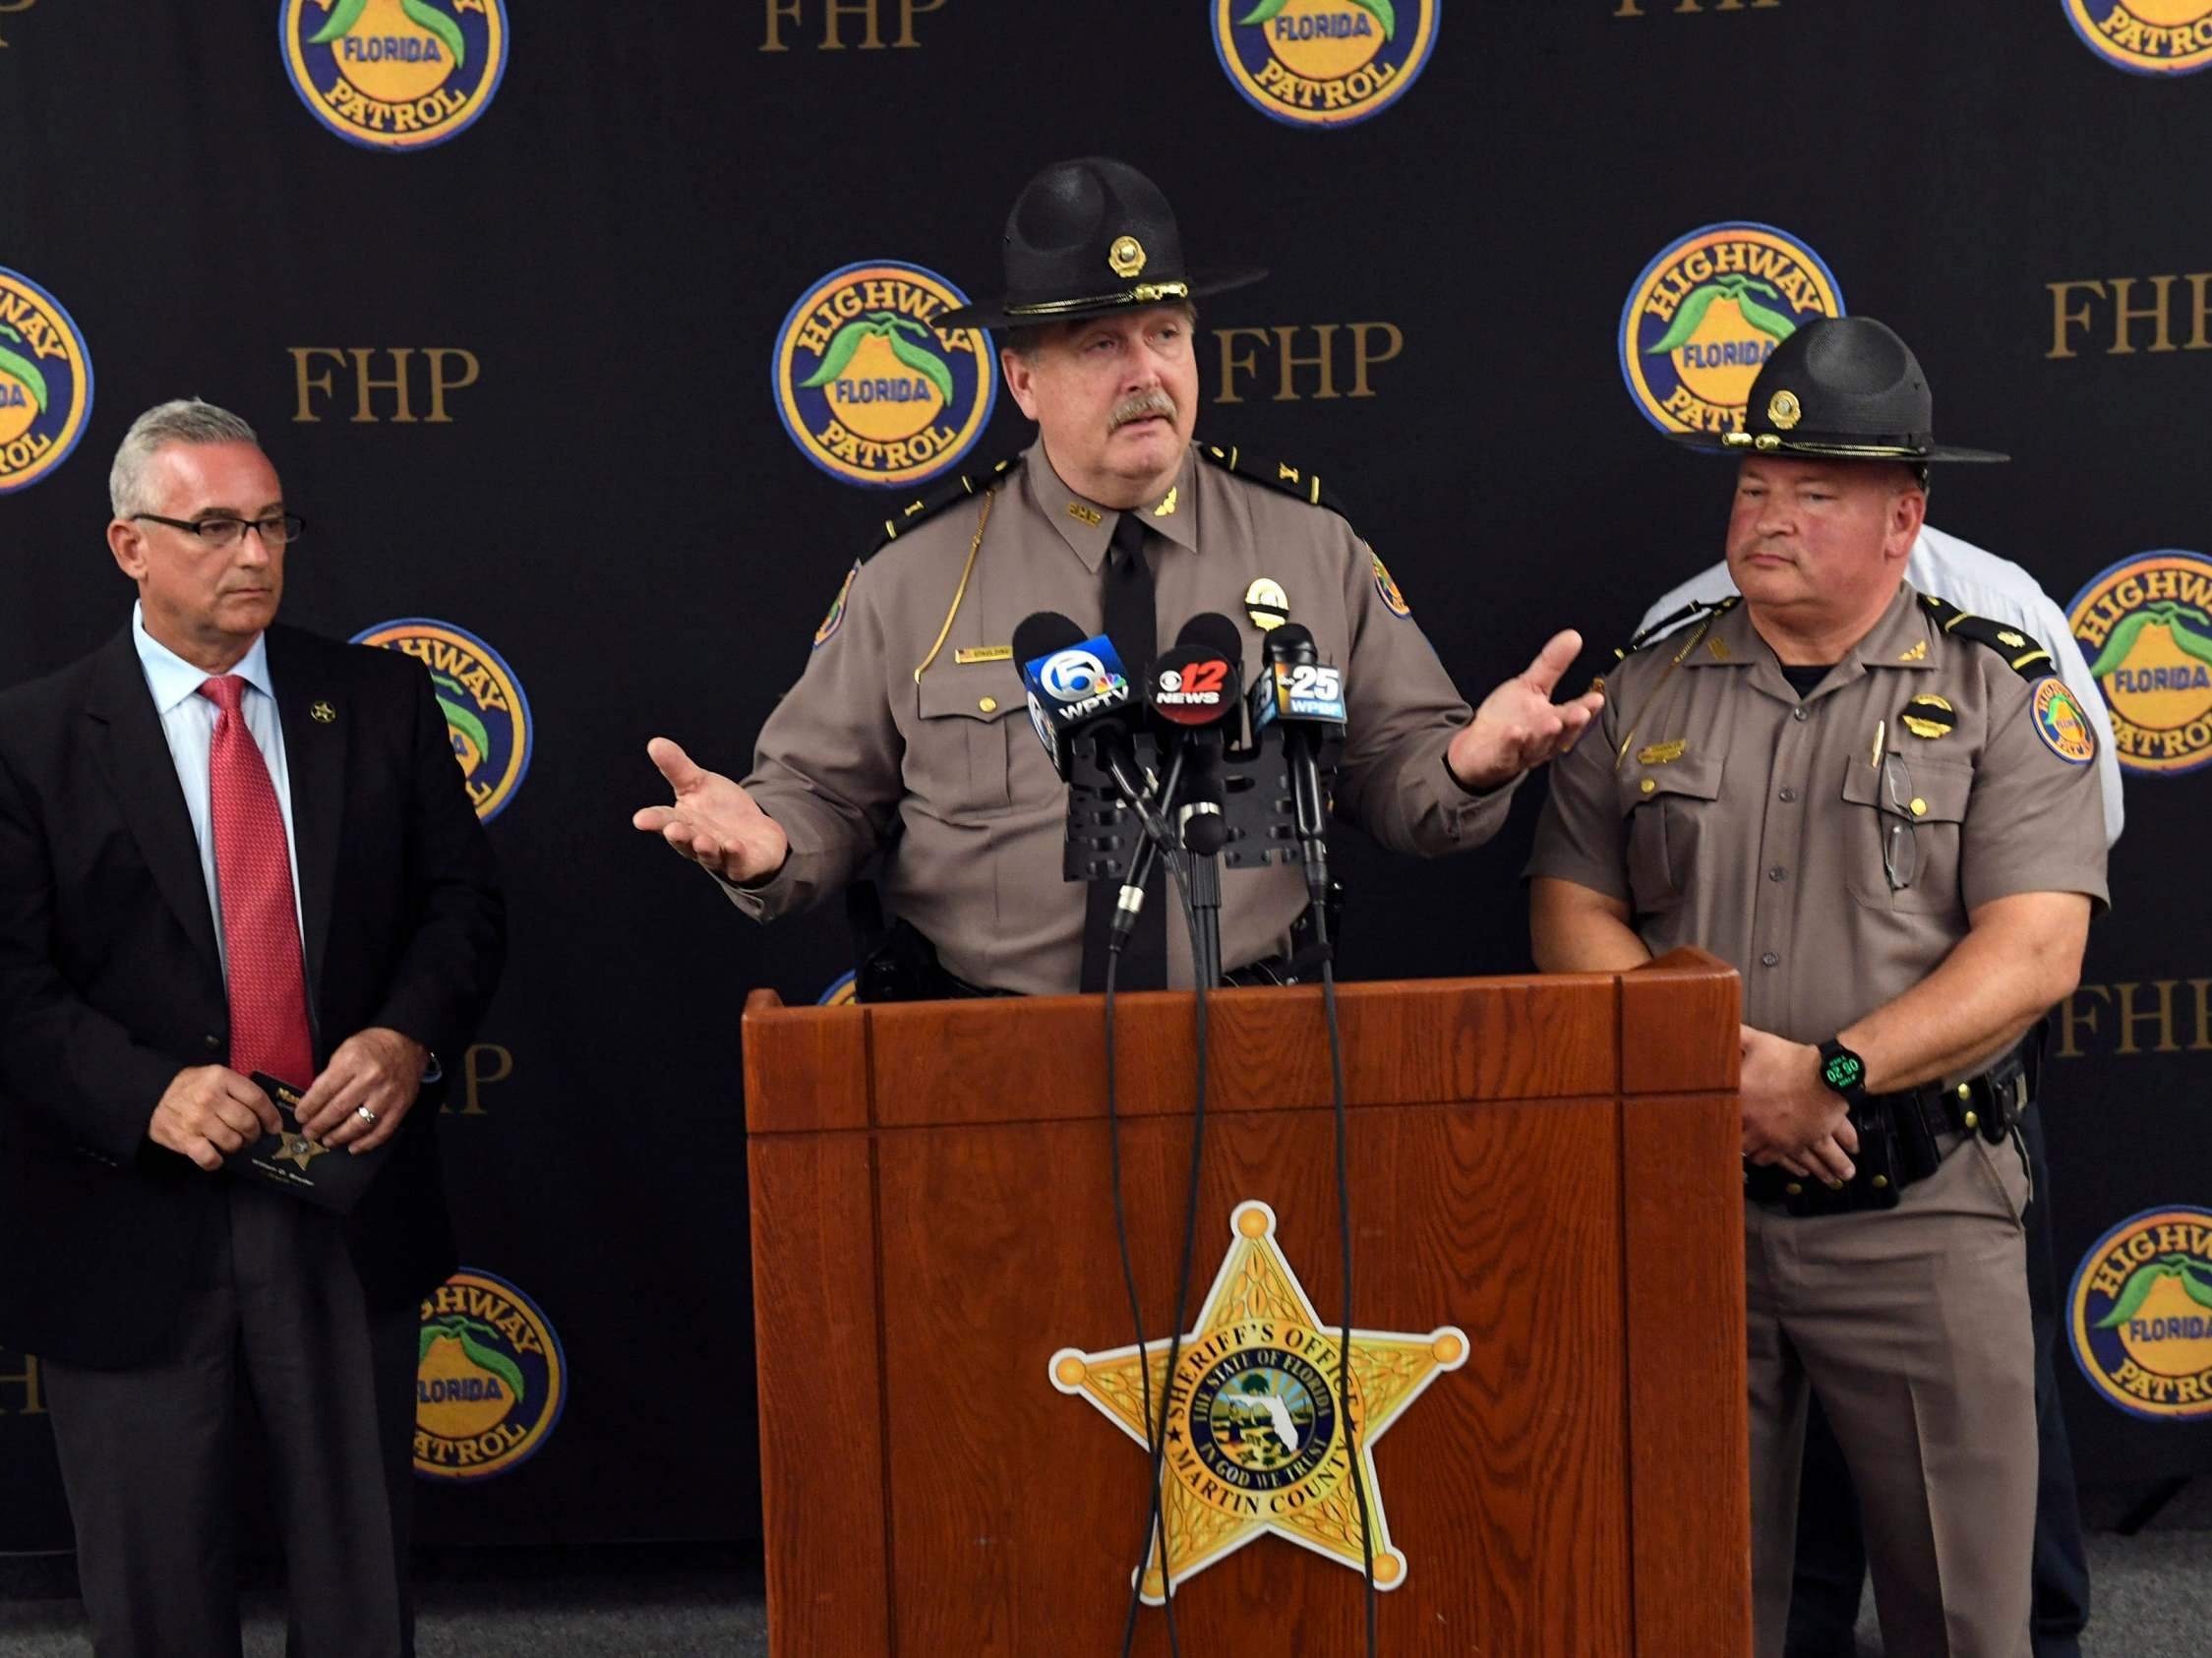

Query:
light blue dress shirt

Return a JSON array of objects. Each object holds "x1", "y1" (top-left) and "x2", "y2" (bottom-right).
[{"x1": 131, "y1": 602, "x2": 306, "y2": 976}]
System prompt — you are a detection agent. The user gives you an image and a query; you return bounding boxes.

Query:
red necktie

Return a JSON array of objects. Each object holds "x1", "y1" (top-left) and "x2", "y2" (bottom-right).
[{"x1": 199, "y1": 676, "x2": 315, "y2": 1087}]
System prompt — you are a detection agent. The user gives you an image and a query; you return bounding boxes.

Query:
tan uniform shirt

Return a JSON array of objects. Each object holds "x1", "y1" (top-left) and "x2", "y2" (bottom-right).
[
  {"x1": 730, "y1": 439, "x2": 1516, "y2": 993},
  {"x1": 1527, "y1": 583, "x2": 2108, "y2": 1044}
]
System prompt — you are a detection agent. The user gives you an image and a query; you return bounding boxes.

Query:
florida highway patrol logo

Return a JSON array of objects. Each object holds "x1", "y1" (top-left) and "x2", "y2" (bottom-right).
[
  {"x1": 813, "y1": 560, "x2": 860, "y2": 650},
  {"x1": 1213, "y1": 0, "x2": 1437, "y2": 128},
  {"x1": 2031, "y1": 679, "x2": 2097, "y2": 765},
  {"x1": 772, "y1": 262, "x2": 996, "y2": 491},
  {"x1": 352, "y1": 618, "x2": 534, "y2": 819},
  {"x1": 1048, "y1": 1201, "x2": 1466, "y2": 1601},
  {"x1": 2069, "y1": 1209, "x2": 2212, "y2": 1421},
  {"x1": 415, "y1": 1269, "x2": 567, "y2": 1479},
  {"x1": 0, "y1": 268, "x2": 93, "y2": 496},
  {"x1": 282, "y1": 0, "x2": 508, "y2": 150},
  {"x1": 1371, "y1": 553, "x2": 1411, "y2": 620},
  {"x1": 2067, "y1": 551, "x2": 2212, "y2": 775},
  {"x1": 2064, "y1": 1, "x2": 2212, "y2": 76},
  {"x1": 1619, "y1": 223, "x2": 1845, "y2": 437}
]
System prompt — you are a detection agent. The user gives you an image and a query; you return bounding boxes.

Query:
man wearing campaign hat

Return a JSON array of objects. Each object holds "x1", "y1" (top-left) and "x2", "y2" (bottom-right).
[
  {"x1": 635, "y1": 157, "x2": 1600, "y2": 994},
  {"x1": 1528, "y1": 316, "x2": 2109, "y2": 1658}
]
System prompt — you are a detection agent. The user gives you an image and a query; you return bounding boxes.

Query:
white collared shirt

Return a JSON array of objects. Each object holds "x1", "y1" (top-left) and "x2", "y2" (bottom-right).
[
  {"x1": 1634, "y1": 525, "x2": 2126, "y2": 848},
  {"x1": 130, "y1": 602, "x2": 306, "y2": 974}
]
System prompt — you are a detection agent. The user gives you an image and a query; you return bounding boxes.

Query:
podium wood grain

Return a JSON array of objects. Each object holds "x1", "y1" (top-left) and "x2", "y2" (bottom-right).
[{"x1": 746, "y1": 953, "x2": 1750, "y2": 1656}]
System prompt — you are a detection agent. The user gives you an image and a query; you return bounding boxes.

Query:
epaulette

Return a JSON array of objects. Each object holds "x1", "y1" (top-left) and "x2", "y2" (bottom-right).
[
  {"x1": 1590, "y1": 596, "x2": 1738, "y2": 694},
  {"x1": 1195, "y1": 441, "x2": 1355, "y2": 523},
  {"x1": 1917, "y1": 593, "x2": 2058, "y2": 681},
  {"x1": 866, "y1": 450, "x2": 1024, "y2": 557}
]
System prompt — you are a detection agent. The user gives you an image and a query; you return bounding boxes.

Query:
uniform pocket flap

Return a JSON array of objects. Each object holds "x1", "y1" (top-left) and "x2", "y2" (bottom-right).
[
  {"x1": 1840, "y1": 754, "x2": 1971, "y2": 823},
  {"x1": 916, "y1": 668, "x2": 1024, "y2": 724},
  {"x1": 1617, "y1": 752, "x2": 1723, "y2": 813}
]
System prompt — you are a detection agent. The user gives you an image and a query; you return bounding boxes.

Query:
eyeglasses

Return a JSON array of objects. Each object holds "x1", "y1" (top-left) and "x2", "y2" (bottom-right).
[
  {"x1": 1878, "y1": 752, "x2": 1918, "y2": 892},
  {"x1": 131, "y1": 512, "x2": 305, "y2": 550}
]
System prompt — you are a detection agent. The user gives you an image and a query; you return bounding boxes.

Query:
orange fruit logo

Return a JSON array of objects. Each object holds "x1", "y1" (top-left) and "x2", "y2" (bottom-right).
[
  {"x1": 282, "y1": 0, "x2": 508, "y2": 150},
  {"x1": 415, "y1": 1269, "x2": 567, "y2": 1480}
]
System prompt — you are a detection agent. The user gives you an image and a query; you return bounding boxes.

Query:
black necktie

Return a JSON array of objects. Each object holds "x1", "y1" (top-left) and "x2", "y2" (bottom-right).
[{"x1": 1080, "y1": 512, "x2": 1166, "y2": 992}]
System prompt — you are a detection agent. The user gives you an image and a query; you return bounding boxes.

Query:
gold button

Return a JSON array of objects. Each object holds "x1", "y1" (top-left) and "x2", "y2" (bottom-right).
[
  {"x1": 1827, "y1": 1179, "x2": 1844, "y2": 1190},
  {"x1": 978, "y1": 696, "x2": 998, "y2": 713},
  {"x1": 1910, "y1": 797, "x2": 1928, "y2": 817},
  {"x1": 1640, "y1": 778, "x2": 1657, "y2": 794},
  {"x1": 1964, "y1": 1109, "x2": 1979, "y2": 1130},
  {"x1": 1957, "y1": 1083, "x2": 1972, "y2": 1100},
  {"x1": 1785, "y1": 1182, "x2": 1804, "y2": 1196},
  {"x1": 1872, "y1": 1175, "x2": 1889, "y2": 1189}
]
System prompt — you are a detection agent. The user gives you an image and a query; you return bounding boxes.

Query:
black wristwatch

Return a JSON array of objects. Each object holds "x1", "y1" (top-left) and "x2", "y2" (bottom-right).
[{"x1": 1817, "y1": 1038, "x2": 1869, "y2": 1103}]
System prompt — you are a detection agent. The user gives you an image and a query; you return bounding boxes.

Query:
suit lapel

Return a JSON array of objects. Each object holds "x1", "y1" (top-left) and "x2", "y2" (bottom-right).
[
  {"x1": 83, "y1": 630, "x2": 221, "y2": 977},
  {"x1": 267, "y1": 627, "x2": 347, "y2": 1002}
]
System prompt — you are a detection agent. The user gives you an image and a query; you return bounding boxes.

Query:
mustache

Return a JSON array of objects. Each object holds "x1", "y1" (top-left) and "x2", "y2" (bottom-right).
[{"x1": 1109, "y1": 389, "x2": 1178, "y2": 430}]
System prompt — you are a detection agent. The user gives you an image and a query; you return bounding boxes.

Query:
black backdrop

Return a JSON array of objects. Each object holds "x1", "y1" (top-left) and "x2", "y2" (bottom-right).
[{"x1": 2, "y1": 0, "x2": 2208, "y2": 1552}]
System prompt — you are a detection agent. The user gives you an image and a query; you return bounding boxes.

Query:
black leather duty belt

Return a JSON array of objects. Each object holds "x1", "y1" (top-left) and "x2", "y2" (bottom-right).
[{"x1": 1745, "y1": 1033, "x2": 2038, "y2": 1216}]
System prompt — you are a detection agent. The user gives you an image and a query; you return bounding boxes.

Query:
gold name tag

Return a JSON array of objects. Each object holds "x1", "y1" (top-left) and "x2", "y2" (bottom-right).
[
  {"x1": 954, "y1": 645, "x2": 1014, "y2": 665},
  {"x1": 1637, "y1": 740, "x2": 1687, "y2": 765}
]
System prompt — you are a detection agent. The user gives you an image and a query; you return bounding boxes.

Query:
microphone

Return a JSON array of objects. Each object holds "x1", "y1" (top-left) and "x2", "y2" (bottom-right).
[
  {"x1": 1258, "y1": 623, "x2": 1345, "y2": 857},
  {"x1": 1145, "y1": 612, "x2": 1245, "y2": 737},
  {"x1": 1012, "y1": 611, "x2": 1152, "y2": 811}
]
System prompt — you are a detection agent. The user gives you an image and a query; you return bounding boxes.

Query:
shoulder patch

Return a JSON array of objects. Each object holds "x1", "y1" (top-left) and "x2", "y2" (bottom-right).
[
  {"x1": 1918, "y1": 593, "x2": 2058, "y2": 682},
  {"x1": 1196, "y1": 441, "x2": 1356, "y2": 525},
  {"x1": 865, "y1": 449, "x2": 1023, "y2": 558},
  {"x1": 2029, "y1": 677, "x2": 2097, "y2": 766},
  {"x1": 813, "y1": 560, "x2": 860, "y2": 650},
  {"x1": 1371, "y1": 552, "x2": 1411, "y2": 620}
]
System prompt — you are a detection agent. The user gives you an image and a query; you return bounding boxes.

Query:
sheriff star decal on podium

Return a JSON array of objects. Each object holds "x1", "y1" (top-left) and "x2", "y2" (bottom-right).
[{"x1": 1048, "y1": 1201, "x2": 1466, "y2": 1602}]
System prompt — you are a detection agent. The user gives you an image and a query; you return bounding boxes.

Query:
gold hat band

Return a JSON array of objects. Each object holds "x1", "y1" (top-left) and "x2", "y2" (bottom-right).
[{"x1": 1003, "y1": 281, "x2": 1192, "y2": 319}]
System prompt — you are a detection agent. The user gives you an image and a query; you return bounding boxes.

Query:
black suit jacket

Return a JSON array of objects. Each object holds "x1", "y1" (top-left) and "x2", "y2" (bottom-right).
[{"x1": 0, "y1": 623, "x2": 506, "y2": 1367}]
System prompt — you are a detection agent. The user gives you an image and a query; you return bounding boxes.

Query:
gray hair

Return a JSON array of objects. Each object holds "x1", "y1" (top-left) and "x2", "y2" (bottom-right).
[
  {"x1": 109, "y1": 399, "x2": 261, "y2": 518},
  {"x1": 1003, "y1": 299, "x2": 1200, "y2": 363}
]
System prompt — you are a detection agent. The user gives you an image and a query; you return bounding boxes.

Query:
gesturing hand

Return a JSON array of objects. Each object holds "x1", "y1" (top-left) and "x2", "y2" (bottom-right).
[
  {"x1": 149, "y1": 1066, "x2": 283, "y2": 1172},
  {"x1": 1447, "y1": 630, "x2": 1606, "y2": 792},
  {"x1": 630, "y1": 737, "x2": 790, "y2": 887}
]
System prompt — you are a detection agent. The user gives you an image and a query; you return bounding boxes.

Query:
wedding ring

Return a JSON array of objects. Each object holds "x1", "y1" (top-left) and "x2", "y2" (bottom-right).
[{"x1": 356, "y1": 1105, "x2": 379, "y2": 1128}]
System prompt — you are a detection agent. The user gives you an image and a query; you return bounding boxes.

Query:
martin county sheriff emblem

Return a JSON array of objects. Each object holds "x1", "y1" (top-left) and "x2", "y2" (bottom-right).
[
  {"x1": 772, "y1": 261, "x2": 997, "y2": 491},
  {"x1": 0, "y1": 267, "x2": 93, "y2": 496},
  {"x1": 1048, "y1": 1202, "x2": 1466, "y2": 1602},
  {"x1": 351, "y1": 619, "x2": 534, "y2": 819},
  {"x1": 415, "y1": 1268, "x2": 567, "y2": 1479},
  {"x1": 2064, "y1": 0, "x2": 2212, "y2": 76},
  {"x1": 282, "y1": 0, "x2": 508, "y2": 151},
  {"x1": 2066, "y1": 551, "x2": 2212, "y2": 776},
  {"x1": 2069, "y1": 1208, "x2": 2212, "y2": 1421},
  {"x1": 1618, "y1": 222, "x2": 1845, "y2": 438},
  {"x1": 1211, "y1": 0, "x2": 1440, "y2": 130}
]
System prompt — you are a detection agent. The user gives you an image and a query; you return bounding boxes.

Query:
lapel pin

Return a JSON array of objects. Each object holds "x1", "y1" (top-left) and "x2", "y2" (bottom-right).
[{"x1": 310, "y1": 701, "x2": 336, "y2": 724}]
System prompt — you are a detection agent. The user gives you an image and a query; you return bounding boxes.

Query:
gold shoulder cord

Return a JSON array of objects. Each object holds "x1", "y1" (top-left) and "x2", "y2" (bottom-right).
[
  {"x1": 1612, "y1": 614, "x2": 1719, "y2": 772},
  {"x1": 913, "y1": 490, "x2": 995, "y2": 683}
]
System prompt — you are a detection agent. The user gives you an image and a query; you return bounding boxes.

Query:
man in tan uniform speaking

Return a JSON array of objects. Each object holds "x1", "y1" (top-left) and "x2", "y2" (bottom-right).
[
  {"x1": 1525, "y1": 317, "x2": 2107, "y2": 1658},
  {"x1": 634, "y1": 157, "x2": 1601, "y2": 994}
]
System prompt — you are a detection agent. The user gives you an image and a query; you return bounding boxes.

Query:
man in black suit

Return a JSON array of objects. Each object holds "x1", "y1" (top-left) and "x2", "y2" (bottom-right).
[{"x1": 0, "y1": 398, "x2": 505, "y2": 1656}]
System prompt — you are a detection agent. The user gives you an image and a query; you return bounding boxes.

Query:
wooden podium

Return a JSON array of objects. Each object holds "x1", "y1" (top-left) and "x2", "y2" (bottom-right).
[{"x1": 744, "y1": 950, "x2": 1751, "y2": 1656}]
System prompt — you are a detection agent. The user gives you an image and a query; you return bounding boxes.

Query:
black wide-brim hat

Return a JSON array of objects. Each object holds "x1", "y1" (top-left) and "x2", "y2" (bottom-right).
[
  {"x1": 935, "y1": 157, "x2": 1266, "y2": 332},
  {"x1": 1674, "y1": 315, "x2": 2008, "y2": 465}
]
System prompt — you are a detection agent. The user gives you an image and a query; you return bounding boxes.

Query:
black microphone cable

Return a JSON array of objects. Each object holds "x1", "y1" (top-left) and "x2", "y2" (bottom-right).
[
  {"x1": 1106, "y1": 761, "x2": 1191, "y2": 1658},
  {"x1": 1261, "y1": 622, "x2": 1377, "y2": 1653},
  {"x1": 1112, "y1": 841, "x2": 1216, "y2": 1658},
  {"x1": 1324, "y1": 943, "x2": 1379, "y2": 1658}
]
